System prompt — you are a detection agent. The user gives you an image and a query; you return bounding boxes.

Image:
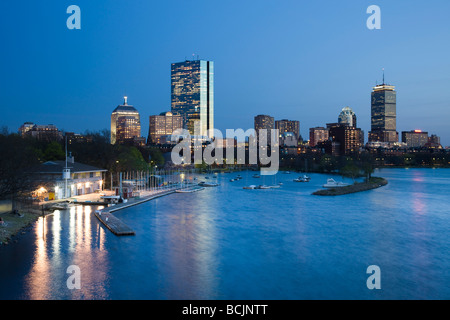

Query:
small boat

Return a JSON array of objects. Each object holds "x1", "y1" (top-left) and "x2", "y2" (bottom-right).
[
  {"x1": 243, "y1": 185, "x2": 257, "y2": 189},
  {"x1": 294, "y1": 175, "x2": 311, "y2": 182},
  {"x1": 256, "y1": 185, "x2": 270, "y2": 189},
  {"x1": 252, "y1": 174, "x2": 261, "y2": 178},
  {"x1": 284, "y1": 171, "x2": 291, "y2": 174},
  {"x1": 323, "y1": 178, "x2": 349, "y2": 188},
  {"x1": 230, "y1": 179, "x2": 236, "y2": 182},
  {"x1": 268, "y1": 185, "x2": 281, "y2": 189},
  {"x1": 198, "y1": 181, "x2": 219, "y2": 187}
]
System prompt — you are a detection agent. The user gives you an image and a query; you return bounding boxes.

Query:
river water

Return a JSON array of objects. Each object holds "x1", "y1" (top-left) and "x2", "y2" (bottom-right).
[{"x1": 0, "y1": 168, "x2": 449, "y2": 300}]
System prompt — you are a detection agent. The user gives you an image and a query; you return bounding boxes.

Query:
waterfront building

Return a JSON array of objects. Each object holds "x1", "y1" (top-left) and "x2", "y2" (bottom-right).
[
  {"x1": 171, "y1": 59, "x2": 214, "y2": 138},
  {"x1": 111, "y1": 96, "x2": 141, "y2": 144},
  {"x1": 254, "y1": 114, "x2": 275, "y2": 145},
  {"x1": 338, "y1": 106, "x2": 357, "y2": 128},
  {"x1": 368, "y1": 79, "x2": 398, "y2": 143},
  {"x1": 328, "y1": 123, "x2": 363, "y2": 155},
  {"x1": 19, "y1": 122, "x2": 63, "y2": 142},
  {"x1": 425, "y1": 134, "x2": 442, "y2": 149},
  {"x1": 29, "y1": 154, "x2": 107, "y2": 200},
  {"x1": 275, "y1": 119, "x2": 300, "y2": 141},
  {"x1": 309, "y1": 127, "x2": 329, "y2": 147},
  {"x1": 148, "y1": 111, "x2": 183, "y2": 145},
  {"x1": 402, "y1": 130, "x2": 429, "y2": 148}
]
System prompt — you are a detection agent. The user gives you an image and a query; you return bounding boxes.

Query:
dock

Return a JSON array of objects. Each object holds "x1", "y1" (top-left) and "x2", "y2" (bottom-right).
[
  {"x1": 94, "y1": 189, "x2": 177, "y2": 236},
  {"x1": 94, "y1": 211, "x2": 135, "y2": 236}
]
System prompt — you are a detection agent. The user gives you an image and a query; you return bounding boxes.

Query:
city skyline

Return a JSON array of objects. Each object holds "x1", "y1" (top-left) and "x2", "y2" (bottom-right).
[{"x1": 2, "y1": 1, "x2": 450, "y2": 146}]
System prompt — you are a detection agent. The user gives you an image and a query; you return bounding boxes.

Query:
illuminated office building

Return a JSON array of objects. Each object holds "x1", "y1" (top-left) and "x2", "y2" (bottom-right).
[
  {"x1": 401, "y1": 130, "x2": 429, "y2": 148},
  {"x1": 111, "y1": 96, "x2": 141, "y2": 144},
  {"x1": 148, "y1": 111, "x2": 183, "y2": 145},
  {"x1": 328, "y1": 123, "x2": 363, "y2": 155},
  {"x1": 171, "y1": 59, "x2": 214, "y2": 138},
  {"x1": 368, "y1": 79, "x2": 398, "y2": 143}
]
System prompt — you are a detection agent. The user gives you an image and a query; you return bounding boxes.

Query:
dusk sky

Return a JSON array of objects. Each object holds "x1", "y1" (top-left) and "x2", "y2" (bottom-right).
[{"x1": 2, "y1": 0, "x2": 450, "y2": 145}]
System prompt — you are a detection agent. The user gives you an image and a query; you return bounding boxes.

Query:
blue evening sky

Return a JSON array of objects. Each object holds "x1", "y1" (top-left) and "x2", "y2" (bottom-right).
[{"x1": 1, "y1": 0, "x2": 450, "y2": 145}]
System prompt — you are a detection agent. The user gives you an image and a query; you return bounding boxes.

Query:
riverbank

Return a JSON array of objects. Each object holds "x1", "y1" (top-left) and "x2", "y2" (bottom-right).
[
  {"x1": 0, "y1": 211, "x2": 42, "y2": 245},
  {"x1": 312, "y1": 177, "x2": 388, "y2": 196}
]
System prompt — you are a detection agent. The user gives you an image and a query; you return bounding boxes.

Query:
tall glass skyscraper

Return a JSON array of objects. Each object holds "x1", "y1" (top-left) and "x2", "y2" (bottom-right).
[
  {"x1": 368, "y1": 82, "x2": 398, "y2": 143},
  {"x1": 171, "y1": 60, "x2": 214, "y2": 138}
]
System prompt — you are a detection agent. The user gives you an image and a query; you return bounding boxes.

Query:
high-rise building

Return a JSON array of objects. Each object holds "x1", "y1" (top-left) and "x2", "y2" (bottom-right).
[
  {"x1": 275, "y1": 119, "x2": 300, "y2": 141},
  {"x1": 401, "y1": 130, "x2": 429, "y2": 148},
  {"x1": 368, "y1": 79, "x2": 398, "y2": 143},
  {"x1": 338, "y1": 106, "x2": 357, "y2": 128},
  {"x1": 111, "y1": 96, "x2": 141, "y2": 144},
  {"x1": 171, "y1": 59, "x2": 214, "y2": 138},
  {"x1": 254, "y1": 114, "x2": 275, "y2": 144},
  {"x1": 328, "y1": 124, "x2": 363, "y2": 155},
  {"x1": 309, "y1": 127, "x2": 329, "y2": 147},
  {"x1": 148, "y1": 111, "x2": 183, "y2": 145}
]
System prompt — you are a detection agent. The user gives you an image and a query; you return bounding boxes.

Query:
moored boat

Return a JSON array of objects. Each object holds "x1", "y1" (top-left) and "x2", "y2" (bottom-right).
[{"x1": 322, "y1": 178, "x2": 349, "y2": 188}]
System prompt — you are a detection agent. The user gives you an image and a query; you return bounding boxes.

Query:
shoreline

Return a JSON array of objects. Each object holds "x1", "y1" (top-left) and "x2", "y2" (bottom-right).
[
  {"x1": 312, "y1": 177, "x2": 388, "y2": 196},
  {"x1": 0, "y1": 208, "x2": 47, "y2": 245},
  {"x1": 1, "y1": 188, "x2": 183, "y2": 244}
]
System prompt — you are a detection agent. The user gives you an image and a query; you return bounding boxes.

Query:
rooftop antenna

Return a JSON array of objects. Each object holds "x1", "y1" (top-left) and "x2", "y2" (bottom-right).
[
  {"x1": 382, "y1": 68, "x2": 385, "y2": 84},
  {"x1": 124, "y1": 96, "x2": 128, "y2": 105}
]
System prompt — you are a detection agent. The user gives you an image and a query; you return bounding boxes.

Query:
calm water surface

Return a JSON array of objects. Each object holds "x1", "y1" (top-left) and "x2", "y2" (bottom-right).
[{"x1": 0, "y1": 168, "x2": 449, "y2": 299}]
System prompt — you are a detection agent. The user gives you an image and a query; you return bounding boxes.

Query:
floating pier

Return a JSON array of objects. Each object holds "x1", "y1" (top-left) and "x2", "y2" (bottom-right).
[
  {"x1": 94, "y1": 189, "x2": 177, "y2": 236},
  {"x1": 94, "y1": 211, "x2": 135, "y2": 236}
]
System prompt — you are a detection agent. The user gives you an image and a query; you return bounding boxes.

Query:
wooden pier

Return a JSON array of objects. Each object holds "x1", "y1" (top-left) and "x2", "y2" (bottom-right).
[{"x1": 94, "y1": 211, "x2": 135, "y2": 236}]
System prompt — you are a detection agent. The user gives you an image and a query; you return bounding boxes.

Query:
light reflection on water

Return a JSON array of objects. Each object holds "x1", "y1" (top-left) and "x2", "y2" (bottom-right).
[
  {"x1": 20, "y1": 205, "x2": 110, "y2": 300},
  {"x1": 0, "y1": 168, "x2": 449, "y2": 299}
]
